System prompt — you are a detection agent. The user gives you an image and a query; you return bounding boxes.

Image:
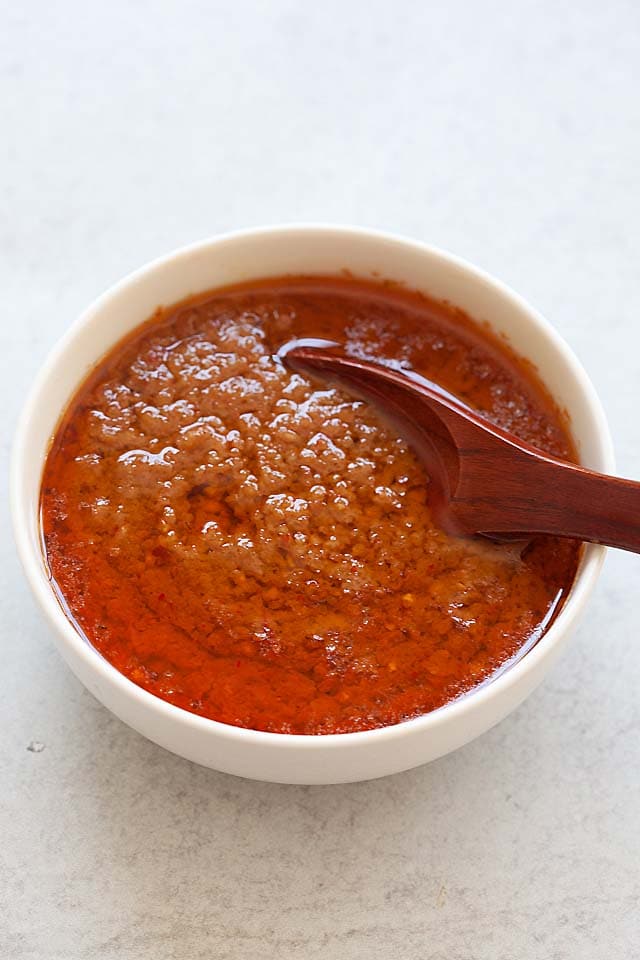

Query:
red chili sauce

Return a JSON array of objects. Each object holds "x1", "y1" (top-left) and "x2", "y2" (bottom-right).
[{"x1": 41, "y1": 276, "x2": 580, "y2": 734}]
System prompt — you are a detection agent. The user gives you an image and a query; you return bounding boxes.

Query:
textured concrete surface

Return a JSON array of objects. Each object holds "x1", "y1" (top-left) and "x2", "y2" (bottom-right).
[{"x1": 2, "y1": 1, "x2": 639, "y2": 957}]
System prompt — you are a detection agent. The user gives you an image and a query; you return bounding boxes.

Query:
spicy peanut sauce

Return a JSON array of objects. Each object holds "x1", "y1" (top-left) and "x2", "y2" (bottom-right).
[{"x1": 41, "y1": 276, "x2": 580, "y2": 734}]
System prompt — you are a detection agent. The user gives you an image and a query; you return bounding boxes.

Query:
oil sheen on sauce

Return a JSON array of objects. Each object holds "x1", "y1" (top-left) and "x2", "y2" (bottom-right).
[{"x1": 40, "y1": 276, "x2": 581, "y2": 734}]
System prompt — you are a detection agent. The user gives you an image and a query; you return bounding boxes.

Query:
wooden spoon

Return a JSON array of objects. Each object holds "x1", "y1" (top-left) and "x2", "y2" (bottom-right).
[{"x1": 283, "y1": 343, "x2": 640, "y2": 551}]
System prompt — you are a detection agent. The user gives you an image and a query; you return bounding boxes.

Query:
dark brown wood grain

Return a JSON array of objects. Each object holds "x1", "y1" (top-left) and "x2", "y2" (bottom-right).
[{"x1": 285, "y1": 347, "x2": 638, "y2": 552}]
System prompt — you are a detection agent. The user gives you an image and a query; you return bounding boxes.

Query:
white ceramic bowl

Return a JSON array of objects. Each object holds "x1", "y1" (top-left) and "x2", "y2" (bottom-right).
[{"x1": 11, "y1": 225, "x2": 614, "y2": 784}]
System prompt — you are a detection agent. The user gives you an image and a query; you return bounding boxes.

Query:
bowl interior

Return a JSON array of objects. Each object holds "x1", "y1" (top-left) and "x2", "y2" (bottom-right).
[{"x1": 12, "y1": 225, "x2": 614, "y2": 765}]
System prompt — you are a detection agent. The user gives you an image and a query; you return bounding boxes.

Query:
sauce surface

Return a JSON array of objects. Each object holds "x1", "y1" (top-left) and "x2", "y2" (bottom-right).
[{"x1": 41, "y1": 276, "x2": 580, "y2": 734}]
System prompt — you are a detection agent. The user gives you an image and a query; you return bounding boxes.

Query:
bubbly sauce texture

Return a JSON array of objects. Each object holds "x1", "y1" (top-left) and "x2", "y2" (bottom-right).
[{"x1": 41, "y1": 276, "x2": 580, "y2": 734}]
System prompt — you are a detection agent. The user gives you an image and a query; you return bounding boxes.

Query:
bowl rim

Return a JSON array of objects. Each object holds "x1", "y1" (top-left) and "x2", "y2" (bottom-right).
[{"x1": 10, "y1": 222, "x2": 615, "y2": 750}]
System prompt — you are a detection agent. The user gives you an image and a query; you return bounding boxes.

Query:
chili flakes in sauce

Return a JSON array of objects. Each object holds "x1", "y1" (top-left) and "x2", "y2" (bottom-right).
[{"x1": 40, "y1": 276, "x2": 580, "y2": 734}]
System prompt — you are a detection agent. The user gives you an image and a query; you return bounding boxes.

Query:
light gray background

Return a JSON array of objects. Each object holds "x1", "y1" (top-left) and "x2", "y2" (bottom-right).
[{"x1": 2, "y1": 2, "x2": 639, "y2": 957}]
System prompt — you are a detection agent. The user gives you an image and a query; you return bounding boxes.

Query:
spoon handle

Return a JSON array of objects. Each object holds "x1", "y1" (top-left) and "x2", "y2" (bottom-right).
[{"x1": 474, "y1": 454, "x2": 640, "y2": 552}]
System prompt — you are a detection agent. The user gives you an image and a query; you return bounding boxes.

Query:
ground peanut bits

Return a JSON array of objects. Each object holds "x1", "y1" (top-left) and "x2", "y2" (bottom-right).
[{"x1": 41, "y1": 276, "x2": 580, "y2": 733}]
